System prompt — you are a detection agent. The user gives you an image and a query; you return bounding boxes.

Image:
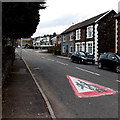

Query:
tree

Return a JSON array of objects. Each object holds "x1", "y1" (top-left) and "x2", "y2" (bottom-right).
[
  {"x1": 2, "y1": 2, "x2": 46, "y2": 39},
  {"x1": 2, "y1": 2, "x2": 46, "y2": 82}
]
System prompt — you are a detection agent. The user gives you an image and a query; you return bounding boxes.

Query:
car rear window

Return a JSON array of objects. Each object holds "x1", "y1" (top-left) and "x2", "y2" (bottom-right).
[{"x1": 100, "y1": 53, "x2": 107, "y2": 59}]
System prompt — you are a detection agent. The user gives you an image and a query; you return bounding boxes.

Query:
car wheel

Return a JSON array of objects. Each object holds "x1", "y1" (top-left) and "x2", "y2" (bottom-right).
[
  {"x1": 76, "y1": 59, "x2": 81, "y2": 64},
  {"x1": 77, "y1": 59, "x2": 80, "y2": 64},
  {"x1": 98, "y1": 62, "x2": 102, "y2": 69},
  {"x1": 116, "y1": 65, "x2": 120, "y2": 73},
  {"x1": 92, "y1": 61, "x2": 95, "y2": 65},
  {"x1": 71, "y1": 58, "x2": 74, "y2": 62},
  {"x1": 79, "y1": 59, "x2": 83, "y2": 64},
  {"x1": 83, "y1": 60, "x2": 87, "y2": 65}
]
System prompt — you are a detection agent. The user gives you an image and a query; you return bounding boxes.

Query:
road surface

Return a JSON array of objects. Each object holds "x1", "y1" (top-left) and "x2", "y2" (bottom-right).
[{"x1": 17, "y1": 48, "x2": 119, "y2": 118}]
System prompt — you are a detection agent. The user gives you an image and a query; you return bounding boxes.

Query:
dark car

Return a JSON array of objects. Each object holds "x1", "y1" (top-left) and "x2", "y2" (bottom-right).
[
  {"x1": 98, "y1": 52, "x2": 120, "y2": 73},
  {"x1": 71, "y1": 51, "x2": 95, "y2": 64}
]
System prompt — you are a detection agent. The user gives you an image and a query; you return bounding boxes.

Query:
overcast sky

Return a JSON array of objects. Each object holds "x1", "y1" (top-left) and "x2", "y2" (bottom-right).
[{"x1": 31, "y1": 0, "x2": 120, "y2": 38}]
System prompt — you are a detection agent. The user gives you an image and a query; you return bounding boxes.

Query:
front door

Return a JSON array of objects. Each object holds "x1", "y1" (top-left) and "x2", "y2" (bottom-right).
[{"x1": 66, "y1": 45, "x2": 69, "y2": 55}]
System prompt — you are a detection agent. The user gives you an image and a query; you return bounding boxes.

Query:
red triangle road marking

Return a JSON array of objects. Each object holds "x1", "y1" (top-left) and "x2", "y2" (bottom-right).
[{"x1": 66, "y1": 75, "x2": 117, "y2": 98}]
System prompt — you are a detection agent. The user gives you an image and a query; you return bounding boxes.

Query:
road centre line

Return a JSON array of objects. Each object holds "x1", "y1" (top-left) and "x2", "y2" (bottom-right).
[
  {"x1": 75, "y1": 67, "x2": 100, "y2": 76},
  {"x1": 56, "y1": 61, "x2": 68, "y2": 66},
  {"x1": 116, "y1": 80, "x2": 120, "y2": 82}
]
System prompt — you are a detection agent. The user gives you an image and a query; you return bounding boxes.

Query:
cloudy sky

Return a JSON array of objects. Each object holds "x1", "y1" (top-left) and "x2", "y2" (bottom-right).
[{"x1": 31, "y1": 0, "x2": 120, "y2": 38}]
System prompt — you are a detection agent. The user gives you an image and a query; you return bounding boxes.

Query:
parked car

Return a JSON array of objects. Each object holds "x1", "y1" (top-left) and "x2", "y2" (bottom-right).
[
  {"x1": 98, "y1": 52, "x2": 120, "y2": 73},
  {"x1": 71, "y1": 51, "x2": 95, "y2": 64}
]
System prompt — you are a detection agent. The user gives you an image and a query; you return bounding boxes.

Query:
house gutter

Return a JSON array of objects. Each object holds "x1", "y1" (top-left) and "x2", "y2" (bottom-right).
[{"x1": 95, "y1": 10, "x2": 111, "y2": 23}]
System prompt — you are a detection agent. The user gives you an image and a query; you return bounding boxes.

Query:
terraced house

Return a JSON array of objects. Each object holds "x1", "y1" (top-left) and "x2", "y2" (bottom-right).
[{"x1": 61, "y1": 10, "x2": 116, "y2": 61}]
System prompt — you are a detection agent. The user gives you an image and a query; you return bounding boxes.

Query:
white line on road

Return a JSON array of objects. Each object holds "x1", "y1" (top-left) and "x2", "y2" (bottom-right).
[
  {"x1": 75, "y1": 67, "x2": 100, "y2": 76},
  {"x1": 57, "y1": 56, "x2": 71, "y2": 59},
  {"x1": 116, "y1": 80, "x2": 120, "y2": 82},
  {"x1": 47, "y1": 59, "x2": 55, "y2": 62},
  {"x1": 56, "y1": 61, "x2": 68, "y2": 66},
  {"x1": 22, "y1": 58, "x2": 56, "y2": 119}
]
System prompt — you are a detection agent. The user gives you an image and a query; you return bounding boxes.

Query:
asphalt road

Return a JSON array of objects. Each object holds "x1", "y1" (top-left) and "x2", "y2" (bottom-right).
[{"x1": 17, "y1": 48, "x2": 119, "y2": 118}]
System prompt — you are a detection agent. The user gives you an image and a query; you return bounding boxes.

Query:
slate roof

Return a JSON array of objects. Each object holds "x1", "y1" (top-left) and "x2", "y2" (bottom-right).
[
  {"x1": 114, "y1": 12, "x2": 120, "y2": 18},
  {"x1": 61, "y1": 10, "x2": 112, "y2": 34}
]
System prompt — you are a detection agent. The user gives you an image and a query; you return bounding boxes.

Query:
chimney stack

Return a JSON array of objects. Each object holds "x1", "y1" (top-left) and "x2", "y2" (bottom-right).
[{"x1": 118, "y1": 1, "x2": 120, "y2": 13}]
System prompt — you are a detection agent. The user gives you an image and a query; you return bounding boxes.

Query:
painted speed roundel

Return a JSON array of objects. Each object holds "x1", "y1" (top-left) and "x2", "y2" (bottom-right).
[{"x1": 66, "y1": 75, "x2": 117, "y2": 98}]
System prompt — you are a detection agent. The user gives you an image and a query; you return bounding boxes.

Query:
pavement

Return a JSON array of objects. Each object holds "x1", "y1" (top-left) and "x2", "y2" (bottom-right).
[{"x1": 2, "y1": 53, "x2": 52, "y2": 119}]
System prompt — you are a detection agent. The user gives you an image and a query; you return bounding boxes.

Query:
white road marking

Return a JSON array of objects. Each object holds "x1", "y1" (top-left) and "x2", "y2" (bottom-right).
[
  {"x1": 42, "y1": 57, "x2": 45, "y2": 59},
  {"x1": 47, "y1": 59, "x2": 55, "y2": 62},
  {"x1": 34, "y1": 51, "x2": 40, "y2": 53},
  {"x1": 57, "y1": 56, "x2": 70, "y2": 59},
  {"x1": 116, "y1": 80, "x2": 120, "y2": 82},
  {"x1": 22, "y1": 58, "x2": 56, "y2": 119},
  {"x1": 75, "y1": 67, "x2": 100, "y2": 76},
  {"x1": 56, "y1": 61, "x2": 68, "y2": 66},
  {"x1": 34, "y1": 67, "x2": 39, "y2": 70}
]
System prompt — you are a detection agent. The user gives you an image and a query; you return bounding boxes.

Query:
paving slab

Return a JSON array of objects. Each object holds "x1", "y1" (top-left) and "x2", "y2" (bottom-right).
[{"x1": 2, "y1": 54, "x2": 51, "y2": 119}]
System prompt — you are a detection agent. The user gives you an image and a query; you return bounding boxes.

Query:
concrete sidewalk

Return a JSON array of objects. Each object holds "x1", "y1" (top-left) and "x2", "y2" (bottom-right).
[{"x1": 2, "y1": 54, "x2": 52, "y2": 119}]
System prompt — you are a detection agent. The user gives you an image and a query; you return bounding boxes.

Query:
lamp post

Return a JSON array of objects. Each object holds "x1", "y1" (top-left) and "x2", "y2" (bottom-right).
[{"x1": 20, "y1": 38, "x2": 22, "y2": 59}]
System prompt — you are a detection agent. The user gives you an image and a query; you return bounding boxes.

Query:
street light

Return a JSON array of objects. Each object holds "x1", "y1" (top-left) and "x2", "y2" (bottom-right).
[{"x1": 20, "y1": 38, "x2": 22, "y2": 59}]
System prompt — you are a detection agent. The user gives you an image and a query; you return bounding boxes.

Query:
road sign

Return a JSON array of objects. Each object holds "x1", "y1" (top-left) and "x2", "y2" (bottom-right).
[{"x1": 66, "y1": 75, "x2": 117, "y2": 98}]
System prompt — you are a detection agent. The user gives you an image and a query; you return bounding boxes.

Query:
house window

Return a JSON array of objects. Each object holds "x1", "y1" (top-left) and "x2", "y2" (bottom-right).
[
  {"x1": 63, "y1": 35, "x2": 66, "y2": 42},
  {"x1": 87, "y1": 26, "x2": 93, "y2": 38},
  {"x1": 70, "y1": 32, "x2": 73, "y2": 41},
  {"x1": 81, "y1": 42, "x2": 85, "y2": 52},
  {"x1": 86, "y1": 41, "x2": 93, "y2": 54},
  {"x1": 76, "y1": 29, "x2": 81, "y2": 40},
  {"x1": 69, "y1": 45, "x2": 73, "y2": 53},
  {"x1": 63, "y1": 46, "x2": 66, "y2": 53},
  {"x1": 88, "y1": 43, "x2": 92, "y2": 53},
  {"x1": 75, "y1": 43, "x2": 80, "y2": 52}
]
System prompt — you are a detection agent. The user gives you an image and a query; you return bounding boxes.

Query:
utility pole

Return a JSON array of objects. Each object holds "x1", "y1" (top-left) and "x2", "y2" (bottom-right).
[{"x1": 20, "y1": 38, "x2": 22, "y2": 59}]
